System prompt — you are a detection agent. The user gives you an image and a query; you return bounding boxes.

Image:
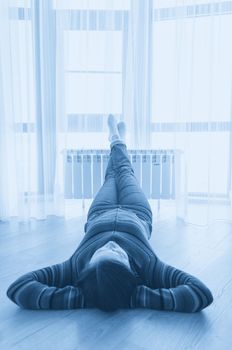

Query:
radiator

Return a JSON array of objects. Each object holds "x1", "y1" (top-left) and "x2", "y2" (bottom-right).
[
  {"x1": 63, "y1": 150, "x2": 181, "y2": 199},
  {"x1": 63, "y1": 149, "x2": 182, "y2": 201}
]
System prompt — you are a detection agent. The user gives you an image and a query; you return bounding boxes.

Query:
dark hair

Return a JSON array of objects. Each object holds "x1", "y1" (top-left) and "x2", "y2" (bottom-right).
[{"x1": 76, "y1": 259, "x2": 138, "y2": 311}]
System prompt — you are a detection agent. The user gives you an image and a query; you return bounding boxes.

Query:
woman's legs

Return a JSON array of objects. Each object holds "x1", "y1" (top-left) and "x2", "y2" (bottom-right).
[
  {"x1": 110, "y1": 142, "x2": 153, "y2": 234},
  {"x1": 87, "y1": 115, "x2": 153, "y2": 234},
  {"x1": 87, "y1": 115, "x2": 124, "y2": 220},
  {"x1": 87, "y1": 157, "x2": 117, "y2": 220}
]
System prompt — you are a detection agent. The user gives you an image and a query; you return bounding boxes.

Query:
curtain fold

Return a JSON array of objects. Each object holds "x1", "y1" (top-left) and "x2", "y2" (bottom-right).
[
  {"x1": 0, "y1": 1, "x2": 18, "y2": 219},
  {"x1": 32, "y1": 0, "x2": 57, "y2": 197},
  {"x1": 123, "y1": 0, "x2": 153, "y2": 149}
]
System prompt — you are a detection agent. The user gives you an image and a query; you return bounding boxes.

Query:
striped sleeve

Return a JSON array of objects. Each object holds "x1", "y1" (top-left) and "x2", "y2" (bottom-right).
[
  {"x1": 6, "y1": 260, "x2": 84, "y2": 310},
  {"x1": 131, "y1": 259, "x2": 213, "y2": 312}
]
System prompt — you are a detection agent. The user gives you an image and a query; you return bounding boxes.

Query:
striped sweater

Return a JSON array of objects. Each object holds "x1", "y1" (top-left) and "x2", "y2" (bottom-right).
[{"x1": 7, "y1": 207, "x2": 213, "y2": 312}]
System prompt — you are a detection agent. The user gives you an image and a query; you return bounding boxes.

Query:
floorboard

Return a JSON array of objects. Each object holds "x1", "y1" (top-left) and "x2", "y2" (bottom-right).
[{"x1": 0, "y1": 215, "x2": 231, "y2": 350}]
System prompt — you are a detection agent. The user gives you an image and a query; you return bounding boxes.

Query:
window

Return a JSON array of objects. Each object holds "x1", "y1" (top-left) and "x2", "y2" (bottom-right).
[{"x1": 152, "y1": 5, "x2": 232, "y2": 198}]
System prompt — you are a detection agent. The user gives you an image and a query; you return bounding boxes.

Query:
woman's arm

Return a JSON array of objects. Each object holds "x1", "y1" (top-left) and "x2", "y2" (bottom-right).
[
  {"x1": 131, "y1": 259, "x2": 213, "y2": 312},
  {"x1": 6, "y1": 260, "x2": 84, "y2": 309}
]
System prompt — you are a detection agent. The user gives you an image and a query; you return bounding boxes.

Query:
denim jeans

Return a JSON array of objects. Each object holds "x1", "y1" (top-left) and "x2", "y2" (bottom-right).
[{"x1": 87, "y1": 141, "x2": 153, "y2": 237}]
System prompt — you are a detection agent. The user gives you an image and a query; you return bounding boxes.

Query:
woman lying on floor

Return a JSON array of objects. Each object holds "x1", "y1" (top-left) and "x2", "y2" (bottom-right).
[{"x1": 7, "y1": 115, "x2": 213, "y2": 312}]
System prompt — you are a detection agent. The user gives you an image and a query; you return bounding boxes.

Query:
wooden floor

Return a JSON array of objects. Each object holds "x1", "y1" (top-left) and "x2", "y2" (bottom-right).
[{"x1": 0, "y1": 214, "x2": 232, "y2": 350}]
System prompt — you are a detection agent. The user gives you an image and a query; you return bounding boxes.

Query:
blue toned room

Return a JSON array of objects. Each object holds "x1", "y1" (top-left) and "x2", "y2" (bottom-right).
[{"x1": 0, "y1": 0, "x2": 231, "y2": 349}]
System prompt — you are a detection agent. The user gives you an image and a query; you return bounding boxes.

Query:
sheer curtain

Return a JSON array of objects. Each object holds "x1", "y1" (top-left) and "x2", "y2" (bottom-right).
[
  {"x1": 0, "y1": 0, "x2": 61, "y2": 221},
  {"x1": 0, "y1": 0, "x2": 231, "y2": 225},
  {"x1": 152, "y1": 0, "x2": 232, "y2": 225}
]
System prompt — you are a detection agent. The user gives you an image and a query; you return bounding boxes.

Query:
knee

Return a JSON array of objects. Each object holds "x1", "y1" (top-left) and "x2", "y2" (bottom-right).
[{"x1": 117, "y1": 166, "x2": 134, "y2": 178}]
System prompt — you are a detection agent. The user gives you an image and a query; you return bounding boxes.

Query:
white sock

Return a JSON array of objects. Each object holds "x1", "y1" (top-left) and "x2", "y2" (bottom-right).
[
  {"x1": 108, "y1": 114, "x2": 121, "y2": 142},
  {"x1": 117, "y1": 121, "x2": 126, "y2": 142}
]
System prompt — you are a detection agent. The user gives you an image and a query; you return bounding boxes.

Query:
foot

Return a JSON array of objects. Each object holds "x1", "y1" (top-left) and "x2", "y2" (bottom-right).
[
  {"x1": 108, "y1": 114, "x2": 121, "y2": 142},
  {"x1": 117, "y1": 121, "x2": 126, "y2": 142}
]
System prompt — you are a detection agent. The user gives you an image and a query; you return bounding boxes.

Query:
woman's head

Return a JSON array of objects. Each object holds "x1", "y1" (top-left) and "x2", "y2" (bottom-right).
[
  {"x1": 77, "y1": 241, "x2": 138, "y2": 311},
  {"x1": 89, "y1": 240, "x2": 131, "y2": 268}
]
